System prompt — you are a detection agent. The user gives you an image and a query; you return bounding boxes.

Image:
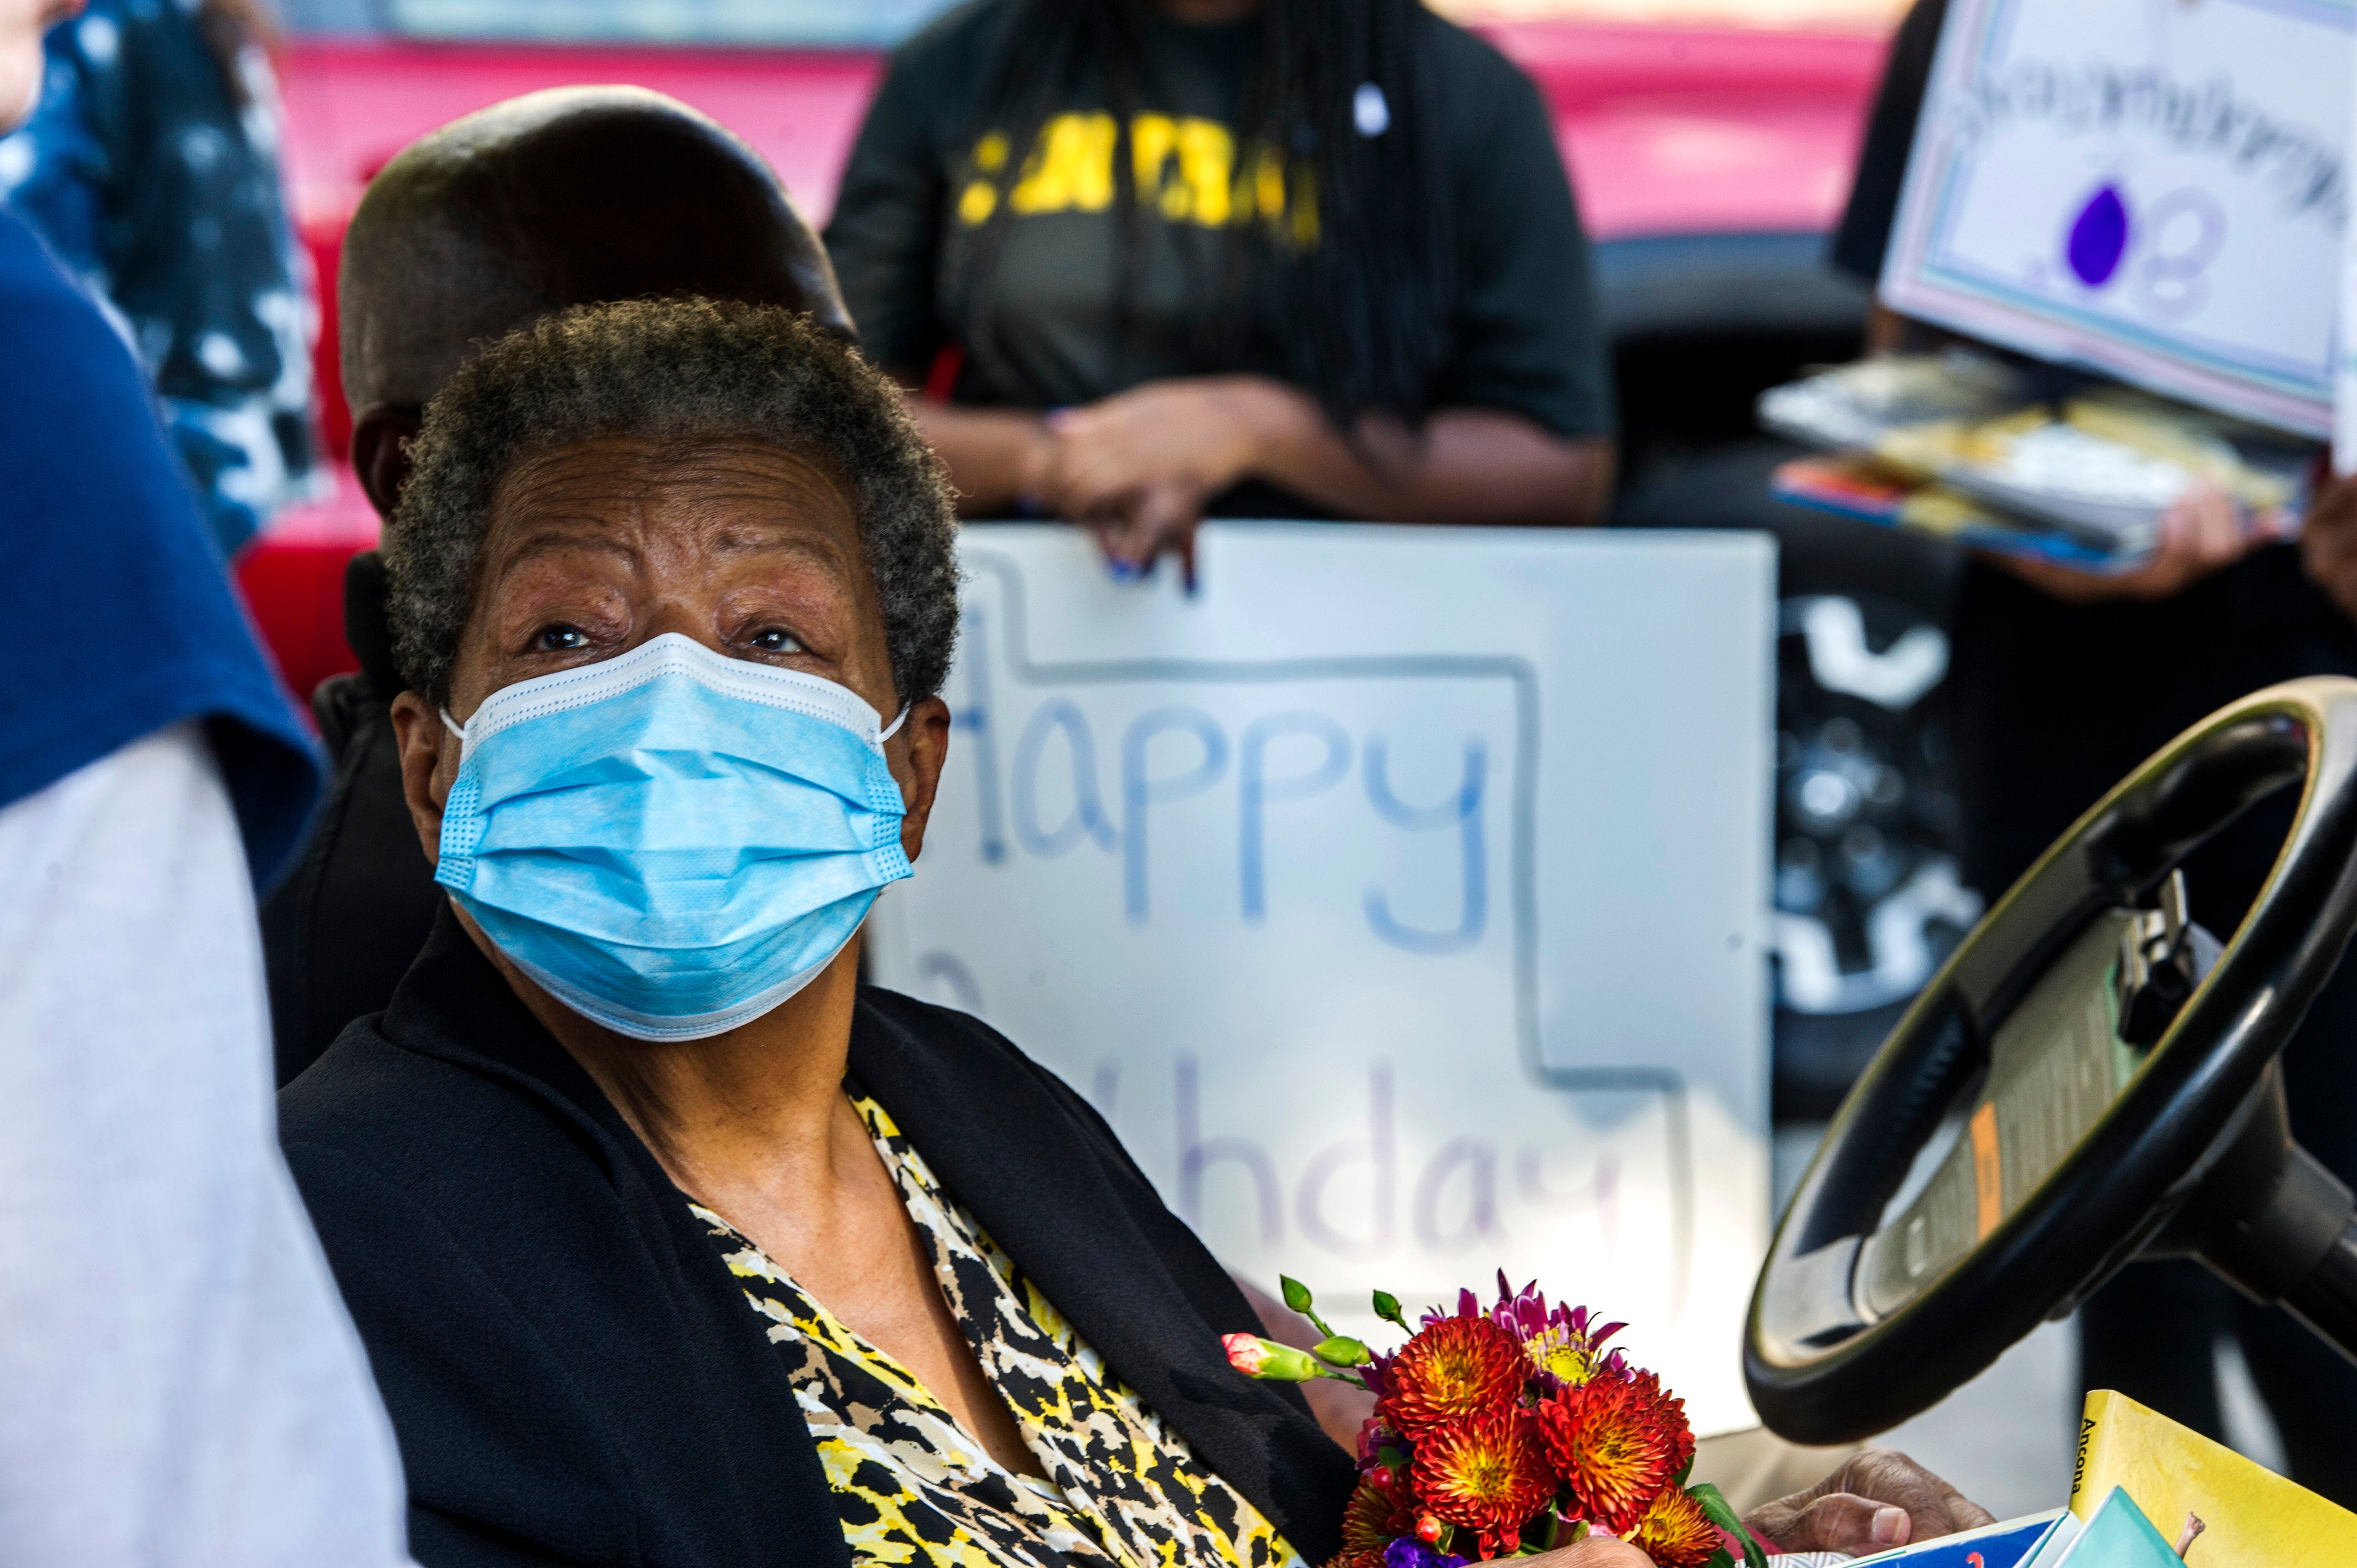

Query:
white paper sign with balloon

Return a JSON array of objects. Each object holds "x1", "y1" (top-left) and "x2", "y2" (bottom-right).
[
  {"x1": 866, "y1": 524, "x2": 1776, "y2": 1435},
  {"x1": 1882, "y1": 0, "x2": 2353, "y2": 439}
]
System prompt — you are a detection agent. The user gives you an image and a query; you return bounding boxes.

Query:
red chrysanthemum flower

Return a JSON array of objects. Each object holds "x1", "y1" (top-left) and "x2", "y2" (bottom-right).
[
  {"x1": 1627, "y1": 1484, "x2": 1722, "y2": 1568},
  {"x1": 1409, "y1": 1410, "x2": 1556, "y2": 1559},
  {"x1": 1536, "y1": 1370, "x2": 1695, "y2": 1533},
  {"x1": 1377, "y1": 1314, "x2": 1527, "y2": 1436},
  {"x1": 1335, "y1": 1472, "x2": 1417, "y2": 1568}
]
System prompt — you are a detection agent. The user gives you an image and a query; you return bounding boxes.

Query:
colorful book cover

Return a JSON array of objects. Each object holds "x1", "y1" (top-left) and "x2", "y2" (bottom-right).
[
  {"x1": 1768, "y1": 457, "x2": 2134, "y2": 572},
  {"x1": 2067, "y1": 1389, "x2": 2357, "y2": 1567},
  {"x1": 2052, "y1": 1487, "x2": 2180, "y2": 1568},
  {"x1": 1845, "y1": 1508, "x2": 2071, "y2": 1568},
  {"x1": 2015, "y1": 1510, "x2": 2083, "y2": 1568}
]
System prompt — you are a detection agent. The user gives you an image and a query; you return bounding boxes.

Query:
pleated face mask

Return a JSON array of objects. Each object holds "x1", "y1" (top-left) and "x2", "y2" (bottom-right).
[{"x1": 434, "y1": 632, "x2": 912, "y2": 1041}]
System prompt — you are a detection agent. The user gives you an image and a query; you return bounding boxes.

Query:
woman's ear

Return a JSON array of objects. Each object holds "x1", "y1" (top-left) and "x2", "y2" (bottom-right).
[
  {"x1": 388, "y1": 690, "x2": 454, "y2": 869},
  {"x1": 893, "y1": 695, "x2": 955, "y2": 864}
]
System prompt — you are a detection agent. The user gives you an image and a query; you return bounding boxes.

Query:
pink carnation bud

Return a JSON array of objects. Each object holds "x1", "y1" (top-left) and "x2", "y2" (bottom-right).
[{"x1": 1223, "y1": 1333, "x2": 1324, "y2": 1381}]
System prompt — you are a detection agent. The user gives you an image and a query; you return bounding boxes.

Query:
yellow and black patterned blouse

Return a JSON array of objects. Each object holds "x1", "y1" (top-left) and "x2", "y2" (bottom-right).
[{"x1": 692, "y1": 1089, "x2": 1308, "y2": 1568}]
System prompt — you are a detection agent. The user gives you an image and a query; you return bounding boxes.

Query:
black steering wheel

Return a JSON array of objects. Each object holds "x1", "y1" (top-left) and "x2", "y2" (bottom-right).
[{"x1": 1747, "y1": 678, "x2": 2357, "y2": 1443}]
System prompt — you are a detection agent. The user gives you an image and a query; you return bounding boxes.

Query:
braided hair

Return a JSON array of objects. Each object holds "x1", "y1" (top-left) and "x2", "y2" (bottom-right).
[{"x1": 947, "y1": 0, "x2": 1456, "y2": 428}]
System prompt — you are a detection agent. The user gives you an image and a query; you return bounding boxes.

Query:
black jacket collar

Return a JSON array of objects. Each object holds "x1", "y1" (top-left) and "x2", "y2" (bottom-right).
[{"x1": 375, "y1": 908, "x2": 1352, "y2": 1563}]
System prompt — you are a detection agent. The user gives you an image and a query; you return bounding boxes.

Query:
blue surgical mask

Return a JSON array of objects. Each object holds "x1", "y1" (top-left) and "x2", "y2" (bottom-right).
[{"x1": 434, "y1": 632, "x2": 912, "y2": 1041}]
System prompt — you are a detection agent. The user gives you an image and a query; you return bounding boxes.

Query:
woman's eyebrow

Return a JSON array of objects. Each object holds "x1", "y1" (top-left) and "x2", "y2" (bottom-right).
[
  {"x1": 707, "y1": 525, "x2": 849, "y2": 569},
  {"x1": 493, "y1": 525, "x2": 640, "y2": 574}
]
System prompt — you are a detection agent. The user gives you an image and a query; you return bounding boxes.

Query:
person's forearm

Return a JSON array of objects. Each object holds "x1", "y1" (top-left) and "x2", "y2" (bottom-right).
[
  {"x1": 1239, "y1": 379, "x2": 1614, "y2": 527},
  {"x1": 901, "y1": 394, "x2": 1055, "y2": 518}
]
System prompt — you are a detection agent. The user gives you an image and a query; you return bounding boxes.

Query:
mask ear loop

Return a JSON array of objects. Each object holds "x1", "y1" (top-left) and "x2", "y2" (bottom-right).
[{"x1": 441, "y1": 709, "x2": 469, "y2": 745}]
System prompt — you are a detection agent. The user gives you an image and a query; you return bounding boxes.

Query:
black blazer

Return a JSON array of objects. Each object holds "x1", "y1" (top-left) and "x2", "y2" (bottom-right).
[{"x1": 281, "y1": 910, "x2": 1355, "y2": 1567}]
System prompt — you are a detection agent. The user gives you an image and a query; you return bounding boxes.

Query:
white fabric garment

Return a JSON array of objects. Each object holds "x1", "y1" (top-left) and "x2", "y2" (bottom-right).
[{"x1": 0, "y1": 723, "x2": 413, "y2": 1567}]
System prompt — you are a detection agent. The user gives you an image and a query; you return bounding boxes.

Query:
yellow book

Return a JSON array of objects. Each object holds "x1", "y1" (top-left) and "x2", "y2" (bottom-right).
[{"x1": 2068, "y1": 1390, "x2": 2357, "y2": 1567}]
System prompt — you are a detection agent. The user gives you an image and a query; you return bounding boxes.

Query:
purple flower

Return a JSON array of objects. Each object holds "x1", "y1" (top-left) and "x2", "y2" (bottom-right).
[
  {"x1": 1355, "y1": 1416, "x2": 1408, "y2": 1472},
  {"x1": 1382, "y1": 1540, "x2": 1469, "y2": 1568},
  {"x1": 1481, "y1": 1272, "x2": 1628, "y2": 1392}
]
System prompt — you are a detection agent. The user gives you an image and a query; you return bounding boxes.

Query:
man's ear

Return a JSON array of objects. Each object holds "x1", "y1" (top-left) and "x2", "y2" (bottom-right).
[
  {"x1": 352, "y1": 405, "x2": 423, "y2": 519},
  {"x1": 894, "y1": 695, "x2": 954, "y2": 865},
  {"x1": 389, "y1": 689, "x2": 454, "y2": 869}
]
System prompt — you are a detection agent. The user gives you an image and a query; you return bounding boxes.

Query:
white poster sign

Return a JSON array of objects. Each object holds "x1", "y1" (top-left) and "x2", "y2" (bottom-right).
[
  {"x1": 1882, "y1": 0, "x2": 2353, "y2": 437},
  {"x1": 868, "y1": 525, "x2": 1775, "y2": 1435}
]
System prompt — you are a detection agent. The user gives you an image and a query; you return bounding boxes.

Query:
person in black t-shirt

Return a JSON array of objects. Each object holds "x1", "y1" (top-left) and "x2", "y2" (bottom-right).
[
  {"x1": 824, "y1": 0, "x2": 1616, "y2": 580},
  {"x1": 1835, "y1": 0, "x2": 2357, "y2": 1505}
]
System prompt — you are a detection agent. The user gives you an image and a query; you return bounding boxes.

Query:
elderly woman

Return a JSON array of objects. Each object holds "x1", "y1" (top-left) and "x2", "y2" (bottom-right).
[{"x1": 282, "y1": 297, "x2": 1985, "y2": 1568}]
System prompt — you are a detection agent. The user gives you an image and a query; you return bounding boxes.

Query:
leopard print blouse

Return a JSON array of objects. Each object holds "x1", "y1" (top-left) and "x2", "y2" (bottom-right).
[{"x1": 692, "y1": 1089, "x2": 1306, "y2": 1568}]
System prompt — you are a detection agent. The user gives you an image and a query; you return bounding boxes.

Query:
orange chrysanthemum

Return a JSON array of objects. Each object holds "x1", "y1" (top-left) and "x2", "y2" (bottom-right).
[
  {"x1": 1627, "y1": 1484, "x2": 1722, "y2": 1568},
  {"x1": 1536, "y1": 1371, "x2": 1695, "y2": 1534},
  {"x1": 1335, "y1": 1473, "x2": 1417, "y2": 1568},
  {"x1": 1409, "y1": 1411, "x2": 1556, "y2": 1558},
  {"x1": 1377, "y1": 1315, "x2": 1526, "y2": 1435}
]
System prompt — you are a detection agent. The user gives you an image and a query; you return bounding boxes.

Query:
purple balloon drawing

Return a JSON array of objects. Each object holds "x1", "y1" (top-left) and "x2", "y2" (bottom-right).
[{"x1": 2066, "y1": 183, "x2": 2131, "y2": 288}]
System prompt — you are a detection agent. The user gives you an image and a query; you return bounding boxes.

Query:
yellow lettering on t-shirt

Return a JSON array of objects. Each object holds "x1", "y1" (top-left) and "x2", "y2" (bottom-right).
[
  {"x1": 1249, "y1": 145, "x2": 1286, "y2": 223},
  {"x1": 967, "y1": 112, "x2": 1308, "y2": 246},
  {"x1": 1129, "y1": 113, "x2": 1183, "y2": 219},
  {"x1": 1175, "y1": 118, "x2": 1234, "y2": 228},
  {"x1": 1010, "y1": 112, "x2": 1118, "y2": 215}
]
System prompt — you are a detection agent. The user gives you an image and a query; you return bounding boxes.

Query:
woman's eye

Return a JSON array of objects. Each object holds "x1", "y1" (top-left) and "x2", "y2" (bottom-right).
[
  {"x1": 750, "y1": 627, "x2": 802, "y2": 653},
  {"x1": 533, "y1": 625, "x2": 588, "y2": 652}
]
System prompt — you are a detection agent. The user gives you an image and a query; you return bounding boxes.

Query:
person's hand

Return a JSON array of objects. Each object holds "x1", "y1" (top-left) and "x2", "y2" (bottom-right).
[
  {"x1": 1043, "y1": 375, "x2": 1295, "y2": 516},
  {"x1": 2299, "y1": 469, "x2": 2357, "y2": 621},
  {"x1": 1742, "y1": 1448, "x2": 1994, "y2": 1555},
  {"x1": 1992, "y1": 481, "x2": 2271, "y2": 603},
  {"x1": 1081, "y1": 480, "x2": 1209, "y2": 587},
  {"x1": 1515, "y1": 1535, "x2": 1656, "y2": 1568},
  {"x1": 1039, "y1": 376, "x2": 1314, "y2": 579}
]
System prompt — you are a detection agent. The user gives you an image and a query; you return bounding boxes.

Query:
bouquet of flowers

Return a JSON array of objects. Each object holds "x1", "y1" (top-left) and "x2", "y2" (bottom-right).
[{"x1": 1223, "y1": 1273, "x2": 1768, "y2": 1568}]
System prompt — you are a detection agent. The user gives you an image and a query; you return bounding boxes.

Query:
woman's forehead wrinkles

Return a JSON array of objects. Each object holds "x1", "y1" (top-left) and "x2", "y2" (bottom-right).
[
  {"x1": 484, "y1": 440, "x2": 859, "y2": 577},
  {"x1": 491, "y1": 523, "x2": 638, "y2": 578}
]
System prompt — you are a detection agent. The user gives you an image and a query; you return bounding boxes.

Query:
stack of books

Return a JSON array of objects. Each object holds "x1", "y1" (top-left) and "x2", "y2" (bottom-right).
[{"x1": 1754, "y1": 354, "x2": 2315, "y2": 572}]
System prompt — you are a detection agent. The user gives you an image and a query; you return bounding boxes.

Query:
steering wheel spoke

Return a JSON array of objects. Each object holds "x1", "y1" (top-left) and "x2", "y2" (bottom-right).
[{"x1": 1756, "y1": 1235, "x2": 1870, "y2": 1353}]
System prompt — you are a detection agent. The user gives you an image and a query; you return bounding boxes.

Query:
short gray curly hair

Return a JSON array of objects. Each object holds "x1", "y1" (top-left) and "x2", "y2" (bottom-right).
[{"x1": 385, "y1": 296, "x2": 960, "y2": 707}]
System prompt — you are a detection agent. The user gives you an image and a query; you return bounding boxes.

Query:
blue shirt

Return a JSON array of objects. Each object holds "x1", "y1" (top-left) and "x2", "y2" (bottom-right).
[
  {"x1": 0, "y1": 204, "x2": 318, "y2": 884},
  {"x1": 0, "y1": 0, "x2": 318, "y2": 558}
]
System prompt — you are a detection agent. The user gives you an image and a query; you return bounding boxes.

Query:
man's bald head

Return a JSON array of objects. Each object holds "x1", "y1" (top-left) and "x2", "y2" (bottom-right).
[{"x1": 339, "y1": 86, "x2": 854, "y2": 516}]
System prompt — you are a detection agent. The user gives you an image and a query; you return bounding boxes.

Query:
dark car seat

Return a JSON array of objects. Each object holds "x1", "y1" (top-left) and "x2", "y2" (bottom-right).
[{"x1": 260, "y1": 551, "x2": 445, "y2": 1085}]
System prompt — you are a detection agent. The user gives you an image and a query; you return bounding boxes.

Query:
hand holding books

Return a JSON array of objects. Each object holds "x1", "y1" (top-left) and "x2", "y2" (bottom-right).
[
  {"x1": 1757, "y1": 353, "x2": 2314, "y2": 581},
  {"x1": 1743, "y1": 1451, "x2": 1994, "y2": 1556},
  {"x1": 1825, "y1": 1390, "x2": 2357, "y2": 1568}
]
